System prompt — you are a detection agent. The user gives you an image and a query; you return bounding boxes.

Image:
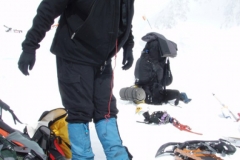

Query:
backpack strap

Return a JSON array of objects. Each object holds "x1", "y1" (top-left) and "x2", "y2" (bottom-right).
[
  {"x1": 0, "y1": 100, "x2": 22, "y2": 124},
  {"x1": 162, "y1": 58, "x2": 171, "y2": 91},
  {"x1": 13, "y1": 146, "x2": 45, "y2": 159},
  {"x1": 162, "y1": 58, "x2": 167, "y2": 91},
  {"x1": 31, "y1": 126, "x2": 50, "y2": 151},
  {"x1": 32, "y1": 126, "x2": 66, "y2": 159}
]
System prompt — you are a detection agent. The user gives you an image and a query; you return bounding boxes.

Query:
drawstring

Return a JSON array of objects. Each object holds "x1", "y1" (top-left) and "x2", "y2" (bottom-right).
[{"x1": 105, "y1": 40, "x2": 118, "y2": 120}]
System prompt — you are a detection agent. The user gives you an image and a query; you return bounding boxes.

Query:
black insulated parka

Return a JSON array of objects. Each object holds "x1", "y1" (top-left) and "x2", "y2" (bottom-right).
[{"x1": 22, "y1": 0, "x2": 135, "y2": 66}]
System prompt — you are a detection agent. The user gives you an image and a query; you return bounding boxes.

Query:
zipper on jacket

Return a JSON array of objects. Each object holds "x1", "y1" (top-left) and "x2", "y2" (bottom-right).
[
  {"x1": 71, "y1": 32, "x2": 76, "y2": 39},
  {"x1": 70, "y1": 1, "x2": 97, "y2": 40}
]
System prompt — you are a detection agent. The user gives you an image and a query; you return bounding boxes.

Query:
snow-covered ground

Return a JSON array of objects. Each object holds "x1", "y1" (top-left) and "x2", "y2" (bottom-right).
[{"x1": 0, "y1": 0, "x2": 240, "y2": 159}]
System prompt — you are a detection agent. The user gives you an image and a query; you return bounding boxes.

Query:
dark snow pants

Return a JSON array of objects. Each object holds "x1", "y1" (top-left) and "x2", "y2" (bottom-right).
[
  {"x1": 163, "y1": 89, "x2": 181, "y2": 105},
  {"x1": 56, "y1": 57, "x2": 118, "y2": 123}
]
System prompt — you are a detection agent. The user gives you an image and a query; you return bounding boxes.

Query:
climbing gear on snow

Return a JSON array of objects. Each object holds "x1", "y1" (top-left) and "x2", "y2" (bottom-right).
[
  {"x1": 213, "y1": 93, "x2": 238, "y2": 121},
  {"x1": 137, "y1": 111, "x2": 202, "y2": 135},
  {"x1": 172, "y1": 118, "x2": 202, "y2": 135},
  {"x1": 174, "y1": 148, "x2": 223, "y2": 160},
  {"x1": 222, "y1": 137, "x2": 240, "y2": 148},
  {"x1": 155, "y1": 139, "x2": 236, "y2": 159}
]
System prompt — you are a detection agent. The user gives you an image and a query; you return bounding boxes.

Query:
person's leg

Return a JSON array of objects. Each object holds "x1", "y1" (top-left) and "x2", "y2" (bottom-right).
[
  {"x1": 164, "y1": 90, "x2": 192, "y2": 105},
  {"x1": 163, "y1": 89, "x2": 181, "y2": 105},
  {"x1": 179, "y1": 92, "x2": 192, "y2": 103},
  {"x1": 68, "y1": 123, "x2": 94, "y2": 160},
  {"x1": 56, "y1": 57, "x2": 95, "y2": 159},
  {"x1": 93, "y1": 61, "x2": 132, "y2": 160},
  {"x1": 95, "y1": 118, "x2": 132, "y2": 160}
]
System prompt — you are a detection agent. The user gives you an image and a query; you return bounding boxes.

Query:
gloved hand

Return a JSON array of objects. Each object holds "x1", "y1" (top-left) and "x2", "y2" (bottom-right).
[
  {"x1": 18, "y1": 52, "x2": 36, "y2": 75},
  {"x1": 122, "y1": 48, "x2": 134, "y2": 70}
]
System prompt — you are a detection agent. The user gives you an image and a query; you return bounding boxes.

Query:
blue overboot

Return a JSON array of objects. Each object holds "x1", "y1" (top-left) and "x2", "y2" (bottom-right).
[
  {"x1": 180, "y1": 92, "x2": 192, "y2": 104},
  {"x1": 68, "y1": 123, "x2": 94, "y2": 160},
  {"x1": 95, "y1": 118, "x2": 132, "y2": 160}
]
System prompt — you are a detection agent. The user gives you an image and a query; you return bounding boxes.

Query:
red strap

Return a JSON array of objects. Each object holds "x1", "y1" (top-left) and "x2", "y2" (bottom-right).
[
  {"x1": 104, "y1": 39, "x2": 118, "y2": 120},
  {"x1": 172, "y1": 118, "x2": 203, "y2": 135}
]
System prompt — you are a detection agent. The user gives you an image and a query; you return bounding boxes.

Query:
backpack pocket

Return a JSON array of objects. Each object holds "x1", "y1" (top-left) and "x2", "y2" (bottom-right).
[{"x1": 134, "y1": 54, "x2": 156, "y2": 85}]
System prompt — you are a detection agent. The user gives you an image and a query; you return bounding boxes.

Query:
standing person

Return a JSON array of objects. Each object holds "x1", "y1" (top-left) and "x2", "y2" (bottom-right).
[{"x1": 18, "y1": 0, "x2": 134, "y2": 159}]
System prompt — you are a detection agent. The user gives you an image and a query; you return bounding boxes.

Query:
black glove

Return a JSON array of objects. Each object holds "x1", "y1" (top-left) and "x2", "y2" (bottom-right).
[
  {"x1": 122, "y1": 48, "x2": 134, "y2": 70},
  {"x1": 18, "y1": 52, "x2": 36, "y2": 75}
]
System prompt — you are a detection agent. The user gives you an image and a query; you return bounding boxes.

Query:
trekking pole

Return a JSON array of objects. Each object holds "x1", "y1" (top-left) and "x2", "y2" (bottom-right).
[
  {"x1": 142, "y1": 16, "x2": 152, "y2": 29},
  {"x1": 212, "y1": 93, "x2": 239, "y2": 122}
]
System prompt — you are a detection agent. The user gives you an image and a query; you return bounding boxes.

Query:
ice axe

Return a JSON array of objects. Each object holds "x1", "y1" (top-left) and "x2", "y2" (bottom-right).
[{"x1": 212, "y1": 93, "x2": 239, "y2": 122}]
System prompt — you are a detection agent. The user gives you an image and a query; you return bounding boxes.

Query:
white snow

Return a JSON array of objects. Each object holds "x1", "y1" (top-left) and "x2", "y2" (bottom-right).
[{"x1": 0, "y1": 0, "x2": 240, "y2": 159}]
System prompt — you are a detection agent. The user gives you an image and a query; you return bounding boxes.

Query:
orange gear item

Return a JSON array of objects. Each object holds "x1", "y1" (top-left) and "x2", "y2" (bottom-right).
[{"x1": 174, "y1": 148, "x2": 223, "y2": 160}]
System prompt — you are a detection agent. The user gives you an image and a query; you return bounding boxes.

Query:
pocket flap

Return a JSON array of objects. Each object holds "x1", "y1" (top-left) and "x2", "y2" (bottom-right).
[{"x1": 58, "y1": 74, "x2": 81, "y2": 83}]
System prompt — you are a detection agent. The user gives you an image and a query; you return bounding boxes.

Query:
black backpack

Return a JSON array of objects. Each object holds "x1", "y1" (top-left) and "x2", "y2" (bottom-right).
[
  {"x1": 134, "y1": 32, "x2": 177, "y2": 104},
  {"x1": 134, "y1": 32, "x2": 177, "y2": 88}
]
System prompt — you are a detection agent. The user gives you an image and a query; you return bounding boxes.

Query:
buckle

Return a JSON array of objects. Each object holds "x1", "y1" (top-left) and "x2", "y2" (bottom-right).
[{"x1": 100, "y1": 61, "x2": 107, "y2": 73}]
